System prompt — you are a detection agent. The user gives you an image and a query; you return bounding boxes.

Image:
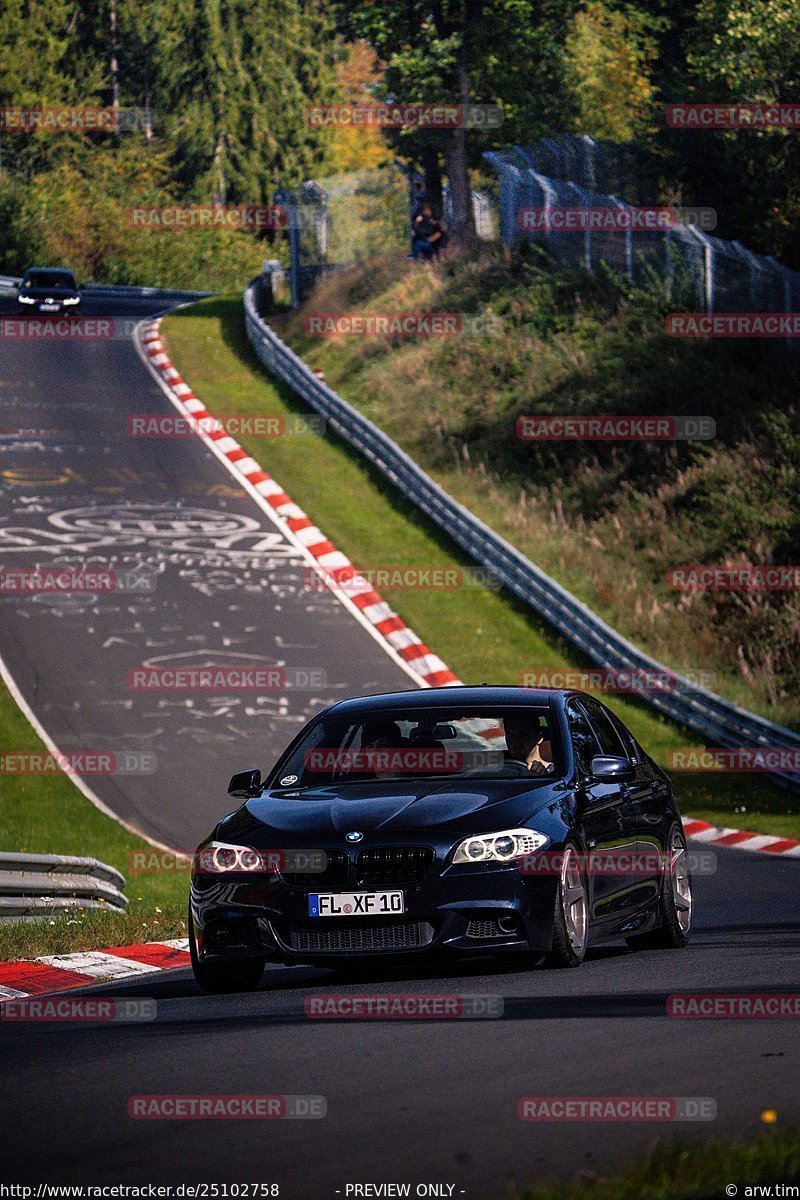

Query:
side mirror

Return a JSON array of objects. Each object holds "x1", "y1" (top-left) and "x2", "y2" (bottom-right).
[
  {"x1": 228, "y1": 768, "x2": 262, "y2": 799},
  {"x1": 590, "y1": 755, "x2": 635, "y2": 783}
]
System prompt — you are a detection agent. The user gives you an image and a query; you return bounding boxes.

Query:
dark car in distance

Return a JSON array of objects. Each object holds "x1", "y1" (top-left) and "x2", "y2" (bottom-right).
[
  {"x1": 16, "y1": 267, "x2": 81, "y2": 314},
  {"x1": 189, "y1": 687, "x2": 692, "y2": 992}
]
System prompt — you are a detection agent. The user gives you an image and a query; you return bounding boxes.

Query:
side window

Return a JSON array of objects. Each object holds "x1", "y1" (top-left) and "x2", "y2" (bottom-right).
[
  {"x1": 581, "y1": 699, "x2": 627, "y2": 758},
  {"x1": 567, "y1": 701, "x2": 603, "y2": 774},
  {"x1": 604, "y1": 708, "x2": 642, "y2": 765}
]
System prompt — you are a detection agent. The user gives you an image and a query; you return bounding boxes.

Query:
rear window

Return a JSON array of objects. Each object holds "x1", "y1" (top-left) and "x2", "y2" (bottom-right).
[{"x1": 581, "y1": 698, "x2": 627, "y2": 758}]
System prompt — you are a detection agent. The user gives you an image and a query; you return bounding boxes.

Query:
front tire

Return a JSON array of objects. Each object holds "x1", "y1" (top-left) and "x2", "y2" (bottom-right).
[
  {"x1": 543, "y1": 843, "x2": 589, "y2": 968},
  {"x1": 189, "y1": 908, "x2": 266, "y2": 994},
  {"x1": 625, "y1": 824, "x2": 692, "y2": 951}
]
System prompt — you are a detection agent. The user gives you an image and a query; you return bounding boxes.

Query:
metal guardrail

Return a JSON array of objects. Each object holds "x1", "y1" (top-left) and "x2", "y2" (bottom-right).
[
  {"x1": 0, "y1": 852, "x2": 127, "y2": 921},
  {"x1": 0, "y1": 276, "x2": 209, "y2": 301},
  {"x1": 81, "y1": 284, "x2": 211, "y2": 301},
  {"x1": 244, "y1": 277, "x2": 800, "y2": 795}
]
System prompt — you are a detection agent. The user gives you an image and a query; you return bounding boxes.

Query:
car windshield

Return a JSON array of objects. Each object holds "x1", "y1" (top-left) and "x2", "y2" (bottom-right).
[
  {"x1": 268, "y1": 705, "x2": 562, "y2": 790},
  {"x1": 22, "y1": 270, "x2": 77, "y2": 289}
]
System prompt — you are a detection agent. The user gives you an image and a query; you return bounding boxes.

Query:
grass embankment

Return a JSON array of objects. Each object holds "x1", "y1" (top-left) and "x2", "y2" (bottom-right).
[
  {"x1": 516, "y1": 1126, "x2": 800, "y2": 1200},
  {"x1": 0, "y1": 676, "x2": 186, "y2": 960},
  {"x1": 280, "y1": 248, "x2": 800, "y2": 733},
  {"x1": 162, "y1": 297, "x2": 800, "y2": 839}
]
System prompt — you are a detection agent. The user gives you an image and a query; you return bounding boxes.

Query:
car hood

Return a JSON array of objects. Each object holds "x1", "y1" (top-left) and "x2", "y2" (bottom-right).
[{"x1": 218, "y1": 777, "x2": 564, "y2": 844}]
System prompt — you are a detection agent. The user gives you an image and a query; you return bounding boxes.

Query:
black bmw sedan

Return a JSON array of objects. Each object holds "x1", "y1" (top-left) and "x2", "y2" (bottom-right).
[
  {"x1": 189, "y1": 687, "x2": 692, "y2": 992},
  {"x1": 16, "y1": 266, "x2": 82, "y2": 313}
]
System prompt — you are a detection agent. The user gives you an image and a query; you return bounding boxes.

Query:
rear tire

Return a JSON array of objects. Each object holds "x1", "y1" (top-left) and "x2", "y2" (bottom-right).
[
  {"x1": 543, "y1": 844, "x2": 588, "y2": 968},
  {"x1": 625, "y1": 824, "x2": 692, "y2": 951},
  {"x1": 189, "y1": 908, "x2": 266, "y2": 994}
]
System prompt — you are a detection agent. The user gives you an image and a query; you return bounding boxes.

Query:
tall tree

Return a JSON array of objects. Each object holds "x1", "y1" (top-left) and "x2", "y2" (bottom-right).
[
  {"x1": 331, "y1": 0, "x2": 574, "y2": 247},
  {"x1": 147, "y1": 0, "x2": 337, "y2": 202},
  {"x1": 0, "y1": 0, "x2": 105, "y2": 179}
]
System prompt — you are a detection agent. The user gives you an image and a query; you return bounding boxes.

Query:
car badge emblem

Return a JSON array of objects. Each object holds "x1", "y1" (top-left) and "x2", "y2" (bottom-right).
[{"x1": 345, "y1": 831, "x2": 364, "y2": 843}]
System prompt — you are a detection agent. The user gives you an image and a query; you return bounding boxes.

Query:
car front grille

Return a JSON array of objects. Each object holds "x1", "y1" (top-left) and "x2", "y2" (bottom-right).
[
  {"x1": 355, "y1": 846, "x2": 434, "y2": 886},
  {"x1": 284, "y1": 918, "x2": 435, "y2": 954},
  {"x1": 280, "y1": 849, "x2": 349, "y2": 890}
]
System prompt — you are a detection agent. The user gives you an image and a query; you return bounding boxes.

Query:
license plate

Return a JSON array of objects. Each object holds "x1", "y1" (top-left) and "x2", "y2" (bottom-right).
[
  {"x1": 40, "y1": 304, "x2": 59, "y2": 312},
  {"x1": 308, "y1": 890, "x2": 404, "y2": 918}
]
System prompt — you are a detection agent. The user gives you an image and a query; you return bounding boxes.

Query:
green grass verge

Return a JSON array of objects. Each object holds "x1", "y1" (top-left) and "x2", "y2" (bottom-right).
[
  {"x1": 0, "y1": 675, "x2": 186, "y2": 961},
  {"x1": 514, "y1": 1126, "x2": 799, "y2": 1200},
  {"x1": 285, "y1": 249, "x2": 800, "y2": 731},
  {"x1": 162, "y1": 297, "x2": 800, "y2": 839}
]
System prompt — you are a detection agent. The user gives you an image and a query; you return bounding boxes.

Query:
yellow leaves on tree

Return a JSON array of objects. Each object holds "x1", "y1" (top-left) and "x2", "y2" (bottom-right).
[
  {"x1": 325, "y1": 41, "x2": 392, "y2": 174},
  {"x1": 564, "y1": 1, "x2": 657, "y2": 142}
]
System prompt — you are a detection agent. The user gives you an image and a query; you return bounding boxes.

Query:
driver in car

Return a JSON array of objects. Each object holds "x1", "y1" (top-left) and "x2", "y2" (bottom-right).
[
  {"x1": 359, "y1": 719, "x2": 406, "y2": 778},
  {"x1": 503, "y1": 716, "x2": 555, "y2": 776}
]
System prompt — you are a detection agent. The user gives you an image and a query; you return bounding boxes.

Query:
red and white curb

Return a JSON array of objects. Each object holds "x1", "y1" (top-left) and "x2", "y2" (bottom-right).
[
  {"x1": 136, "y1": 318, "x2": 459, "y2": 690},
  {"x1": 0, "y1": 939, "x2": 190, "y2": 1002},
  {"x1": 682, "y1": 818, "x2": 800, "y2": 857},
  {"x1": 135, "y1": 318, "x2": 800, "y2": 861}
]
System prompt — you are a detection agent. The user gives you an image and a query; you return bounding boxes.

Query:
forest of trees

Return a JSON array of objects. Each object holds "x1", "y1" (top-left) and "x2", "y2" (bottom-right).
[{"x1": 1, "y1": 0, "x2": 798, "y2": 286}]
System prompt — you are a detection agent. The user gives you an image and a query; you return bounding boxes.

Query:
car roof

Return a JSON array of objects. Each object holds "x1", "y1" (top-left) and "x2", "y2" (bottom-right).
[
  {"x1": 23, "y1": 266, "x2": 76, "y2": 276},
  {"x1": 322, "y1": 686, "x2": 587, "y2": 717}
]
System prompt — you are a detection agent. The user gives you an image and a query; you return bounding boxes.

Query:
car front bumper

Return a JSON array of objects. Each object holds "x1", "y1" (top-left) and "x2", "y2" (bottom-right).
[
  {"x1": 190, "y1": 862, "x2": 559, "y2": 965},
  {"x1": 17, "y1": 300, "x2": 80, "y2": 313}
]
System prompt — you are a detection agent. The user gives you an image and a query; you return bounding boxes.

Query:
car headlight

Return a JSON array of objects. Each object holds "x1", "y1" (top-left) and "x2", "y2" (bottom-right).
[
  {"x1": 17, "y1": 295, "x2": 35, "y2": 304},
  {"x1": 62, "y1": 296, "x2": 80, "y2": 305},
  {"x1": 194, "y1": 841, "x2": 265, "y2": 873},
  {"x1": 452, "y1": 828, "x2": 550, "y2": 864}
]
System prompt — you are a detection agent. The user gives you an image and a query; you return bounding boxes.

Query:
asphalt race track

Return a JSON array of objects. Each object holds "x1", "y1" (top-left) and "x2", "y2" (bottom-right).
[
  {"x1": 2, "y1": 846, "x2": 799, "y2": 1194},
  {"x1": 1, "y1": 296, "x2": 799, "y2": 1196},
  {"x1": 0, "y1": 292, "x2": 414, "y2": 849}
]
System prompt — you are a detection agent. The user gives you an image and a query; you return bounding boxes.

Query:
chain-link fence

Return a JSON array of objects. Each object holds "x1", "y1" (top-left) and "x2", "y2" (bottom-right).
[
  {"x1": 274, "y1": 134, "x2": 799, "y2": 319},
  {"x1": 276, "y1": 169, "x2": 410, "y2": 305},
  {"x1": 276, "y1": 165, "x2": 499, "y2": 305},
  {"x1": 483, "y1": 134, "x2": 800, "y2": 326}
]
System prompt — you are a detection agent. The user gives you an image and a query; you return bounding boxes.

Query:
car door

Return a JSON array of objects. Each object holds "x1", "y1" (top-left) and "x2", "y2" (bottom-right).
[
  {"x1": 582, "y1": 698, "x2": 662, "y2": 913},
  {"x1": 604, "y1": 705, "x2": 670, "y2": 890},
  {"x1": 566, "y1": 698, "x2": 630, "y2": 923}
]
